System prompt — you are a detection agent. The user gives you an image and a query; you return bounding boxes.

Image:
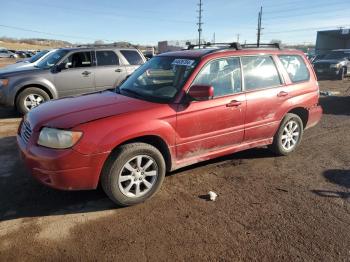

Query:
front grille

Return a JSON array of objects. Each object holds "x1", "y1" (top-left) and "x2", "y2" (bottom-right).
[
  {"x1": 21, "y1": 120, "x2": 32, "y2": 144},
  {"x1": 314, "y1": 63, "x2": 330, "y2": 70}
]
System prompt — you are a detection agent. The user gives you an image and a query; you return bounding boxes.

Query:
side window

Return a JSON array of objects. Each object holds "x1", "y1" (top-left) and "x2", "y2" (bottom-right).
[
  {"x1": 120, "y1": 50, "x2": 143, "y2": 65},
  {"x1": 62, "y1": 51, "x2": 92, "y2": 69},
  {"x1": 241, "y1": 56, "x2": 281, "y2": 91},
  {"x1": 278, "y1": 55, "x2": 310, "y2": 83},
  {"x1": 192, "y1": 57, "x2": 242, "y2": 97},
  {"x1": 96, "y1": 50, "x2": 119, "y2": 66}
]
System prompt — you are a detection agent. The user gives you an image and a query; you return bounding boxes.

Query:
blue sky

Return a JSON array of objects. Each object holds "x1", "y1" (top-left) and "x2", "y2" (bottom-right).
[{"x1": 1, "y1": 0, "x2": 350, "y2": 45}]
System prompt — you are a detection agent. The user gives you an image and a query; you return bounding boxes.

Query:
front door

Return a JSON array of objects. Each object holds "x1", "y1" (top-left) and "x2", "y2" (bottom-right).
[
  {"x1": 54, "y1": 51, "x2": 95, "y2": 97},
  {"x1": 176, "y1": 57, "x2": 246, "y2": 160}
]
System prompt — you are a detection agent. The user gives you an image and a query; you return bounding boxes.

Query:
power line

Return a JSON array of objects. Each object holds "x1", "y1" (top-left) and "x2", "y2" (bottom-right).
[
  {"x1": 0, "y1": 24, "x2": 114, "y2": 42},
  {"x1": 263, "y1": 24, "x2": 350, "y2": 35}
]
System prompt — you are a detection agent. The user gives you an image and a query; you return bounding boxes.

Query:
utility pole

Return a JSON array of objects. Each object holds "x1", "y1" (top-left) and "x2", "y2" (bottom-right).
[
  {"x1": 197, "y1": 0, "x2": 203, "y2": 47},
  {"x1": 257, "y1": 6, "x2": 263, "y2": 47},
  {"x1": 236, "y1": 34, "x2": 240, "y2": 43},
  {"x1": 212, "y1": 32, "x2": 216, "y2": 43}
]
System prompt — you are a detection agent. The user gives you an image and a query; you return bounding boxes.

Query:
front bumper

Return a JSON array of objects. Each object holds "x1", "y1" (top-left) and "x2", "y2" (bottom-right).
[
  {"x1": 306, "y1": 105, "x2": 322, "y2": 129},
  {"x1": 314, "y1": 67, "x2": 340, "y2": 78},
  {"x1": 17, "y1": 135, "x2": 110, "y2": 190}
]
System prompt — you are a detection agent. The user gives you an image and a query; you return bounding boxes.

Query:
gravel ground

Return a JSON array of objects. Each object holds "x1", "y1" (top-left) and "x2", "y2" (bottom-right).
[{"x1": 0, "y1": 77, "x2": 349, "y2": 261}]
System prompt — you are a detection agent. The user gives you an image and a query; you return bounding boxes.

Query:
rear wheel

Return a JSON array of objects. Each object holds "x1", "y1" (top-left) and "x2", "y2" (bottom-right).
[
  {"x1": 270, "y1": 113, "x2": 304, "y2": 156},
  {"x1": 101, "y1": 143, "x2": 166, "y2": 206},
  {"x1": 16, "y1": 87, "x2": 50, "y2": 114}
]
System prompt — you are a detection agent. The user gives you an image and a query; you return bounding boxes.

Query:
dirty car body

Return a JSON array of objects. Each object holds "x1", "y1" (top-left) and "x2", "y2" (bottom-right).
[{"x1": 17, "y1": 46, "x2": 322, "y2": 206}]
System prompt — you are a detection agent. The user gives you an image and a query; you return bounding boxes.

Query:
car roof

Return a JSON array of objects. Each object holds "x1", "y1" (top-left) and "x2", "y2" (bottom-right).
[{"x1": 57, "y1": 47, "x2": 139, "y2": 52}]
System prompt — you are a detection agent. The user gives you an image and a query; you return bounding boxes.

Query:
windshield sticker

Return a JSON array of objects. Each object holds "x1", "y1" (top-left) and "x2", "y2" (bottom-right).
[{"x1": 171, "y1": 59, "x2": 195, "y2": 67}]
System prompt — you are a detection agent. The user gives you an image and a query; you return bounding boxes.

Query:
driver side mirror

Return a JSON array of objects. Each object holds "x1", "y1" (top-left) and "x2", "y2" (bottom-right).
[
  {"x1": 188, "y1": 85, "x2": 214, "y2": 101},
  {"x1": 53, "y1": 62, "x2": 68, "y2": 72}
]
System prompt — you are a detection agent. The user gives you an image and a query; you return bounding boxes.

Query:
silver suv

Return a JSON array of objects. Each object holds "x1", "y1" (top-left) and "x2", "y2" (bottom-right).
[{"x1": 0, "y1": 46, "x2": 146, "y2": 114}]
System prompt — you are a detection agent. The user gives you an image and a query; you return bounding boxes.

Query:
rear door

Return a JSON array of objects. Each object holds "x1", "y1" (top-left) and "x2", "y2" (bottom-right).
[
  {"x1": 176, "y1": 57, "x2": 246, "y2": 160},
  {"x1": 94, "y1": 49, "x2": 127, "y2": 91},
  {"x1": 54, "y1": 50, "x2": 96, "y2": 97},
  {"x1": 119, "y1": 49, "x2": 145, "y2": 76},
  {"x1": 242, "y1": 55, "x2": 286, "y2": 141}
]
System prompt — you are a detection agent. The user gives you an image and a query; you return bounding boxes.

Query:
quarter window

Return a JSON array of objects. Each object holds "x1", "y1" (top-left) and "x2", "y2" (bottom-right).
[
  {"x1": 192, "y1": 57, "x2": 242, "y2": 97},
  {"x1": 241, "y1": 56, "x2": 281, "y2": 91},
  {"x1": 96, "y1": 50, "x2": 119, "y2": 66},
  {"x1": 278, "y1": 55, "x2": 310, "y2": 83},
  {"x1": 120, "y1": 50, "x2": 144, "y2": 65}
]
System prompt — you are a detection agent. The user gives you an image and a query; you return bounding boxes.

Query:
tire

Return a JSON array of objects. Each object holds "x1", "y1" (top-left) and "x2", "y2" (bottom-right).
[
  {"x1": 337, "y1": 67, "x2": 345, "y2": 80},
  {"x1": 16, "y1": 87, "x2": 50, "y2": 114},
  {"x1": 270, "y1": 113, "x2": 304, "y2": 156},
  {"x1": 101, "y1": 142, "x2": 166, "y2": 206}
]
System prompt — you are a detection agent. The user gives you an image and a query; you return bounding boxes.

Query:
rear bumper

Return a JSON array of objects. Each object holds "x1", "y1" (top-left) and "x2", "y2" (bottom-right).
[
  {"x1": 306, "y1": 105, "x2": 322, "y2": 129},
  {"x1": 17, "y1": 135, "x2": 110, "y2": 190}
]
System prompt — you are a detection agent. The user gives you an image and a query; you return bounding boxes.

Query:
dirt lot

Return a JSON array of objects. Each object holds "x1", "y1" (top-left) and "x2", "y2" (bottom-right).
[{"x1": 0, "y1": 79, "x2": 349, "y2": 261}]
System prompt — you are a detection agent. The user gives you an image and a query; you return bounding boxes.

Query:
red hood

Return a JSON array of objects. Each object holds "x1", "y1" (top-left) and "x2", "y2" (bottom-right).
[{"x1": 26, "y1": 91, "x2": 158, "y2": 131}]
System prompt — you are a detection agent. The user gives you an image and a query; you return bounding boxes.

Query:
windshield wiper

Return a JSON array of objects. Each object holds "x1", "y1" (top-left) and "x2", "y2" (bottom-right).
[{"x1": 120, "y1": 88, "x2": 143, "y2": 98}]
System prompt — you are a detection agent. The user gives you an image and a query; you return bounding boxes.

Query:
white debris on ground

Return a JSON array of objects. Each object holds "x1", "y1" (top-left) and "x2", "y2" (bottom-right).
[{"x1": 208, "y1": 191, "x2": 218, "y2": 201}]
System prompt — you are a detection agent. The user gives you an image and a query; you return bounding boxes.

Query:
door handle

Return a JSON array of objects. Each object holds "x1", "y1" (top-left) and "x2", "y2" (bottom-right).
[
  {"x1": 115, "y1": 69, "x2": 123, "y2": 73},
  {"x1": 277, "y1": 91, "x2": 288, "y2": 97},
  {"x1": 226, "y1": 100, "x2": 242, "y2": 107},
  {"x1": 82, "y1": 71, "x2": 91, "y2": 76}
]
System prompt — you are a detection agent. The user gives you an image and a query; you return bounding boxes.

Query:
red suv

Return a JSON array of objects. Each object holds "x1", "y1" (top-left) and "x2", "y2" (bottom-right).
[{"x1": 17, "y1": 43, "x2": 322, "y2": 206}]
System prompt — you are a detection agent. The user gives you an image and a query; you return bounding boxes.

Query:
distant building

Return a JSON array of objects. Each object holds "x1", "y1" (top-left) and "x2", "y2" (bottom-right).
[{"x1": 315, "y1": 28, "x2": 350, "y2": 55}]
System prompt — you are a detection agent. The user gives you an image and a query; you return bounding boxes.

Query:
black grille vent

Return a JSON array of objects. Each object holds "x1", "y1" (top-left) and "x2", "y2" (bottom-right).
[{"x1": 21, "y1": 120, "x2": 32, "y2": 144}]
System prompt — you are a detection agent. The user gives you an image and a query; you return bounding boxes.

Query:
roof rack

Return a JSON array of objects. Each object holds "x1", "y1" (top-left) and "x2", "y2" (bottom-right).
[
  {"x1": 187, "y1": 42, "x2": 242, "y2": 50},
  {"x1": 241, "y1": 43, "x2": 282, "y2": 49},
  {"x1": 75, "y1": 43, "x2": 138, "y2": 48}
]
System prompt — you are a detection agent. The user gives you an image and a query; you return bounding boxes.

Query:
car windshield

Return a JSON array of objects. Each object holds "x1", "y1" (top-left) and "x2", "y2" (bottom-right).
[
  {"x1": 323, "y1": 51, "x2": 347, "y2": 59},
  {"x1": 119, "y1": 56, "x2": 198, "y2": 102},
  {"x1": 28, "y1": 50, "x2": 49, "y2": 63},
  {"x1": 36, "y1": 50, "x2": 68, "y2": 69}
]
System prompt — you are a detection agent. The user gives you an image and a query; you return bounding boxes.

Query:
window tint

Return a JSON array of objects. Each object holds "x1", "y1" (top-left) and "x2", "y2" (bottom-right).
[
  {"x1": 120, "y1": 50, "x2": 143, "y2": 65},
  {"x1": 192, "y1": 57, "x2": 242, "y2": 97},
  {"x1": 241, "y1": 56, "x2": 281, "y2": 91},
  {"x1": 279, "y1": 55, "x2": 310, "y2": 83},
  {"x1": 96, "y1": 50, "x2": 119, "y2": 66},
  {"x1": 63, "y1": 51, "x2": 92, "y2": 69}
]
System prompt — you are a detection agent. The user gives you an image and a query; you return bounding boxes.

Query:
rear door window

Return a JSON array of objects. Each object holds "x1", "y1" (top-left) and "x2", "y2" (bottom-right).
[
  {"x1": 120, "y1": 50, "x2": 144, "y2": 65},
  {"x1": 278, "y1": 55, "x2": 310, "y2": 83},
  {"x1": 241, "y1": 56, "x2": 281, "y2": 91},
  {"x1": 96, "y1": 50, "x2": 119, "y2": 66}
]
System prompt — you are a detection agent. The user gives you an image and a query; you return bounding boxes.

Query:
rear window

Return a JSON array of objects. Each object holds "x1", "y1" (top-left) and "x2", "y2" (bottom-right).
[
  {"x1": 96, "y1": 50, "x2": 119, "y2": 66},
  {"x1": 279, "y1": 55, "x2": 310, "y2": 83},
  {"x1": 120, "y1": 50, "x2": 144, "y2": 65}
]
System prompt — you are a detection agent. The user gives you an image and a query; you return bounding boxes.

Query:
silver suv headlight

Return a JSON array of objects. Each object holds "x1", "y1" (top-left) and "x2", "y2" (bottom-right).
[
  {"x1": 38, "y1": 127, "x2": 83, "y2": 149},
  {"x1": 330, "y1": 63, "x2": 341, "y2": 69}
]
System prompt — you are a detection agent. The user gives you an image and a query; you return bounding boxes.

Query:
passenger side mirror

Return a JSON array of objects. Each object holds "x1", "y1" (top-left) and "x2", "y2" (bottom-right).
[{"x1": 188, "y1": 85, "x2": 214, "y2": 101}]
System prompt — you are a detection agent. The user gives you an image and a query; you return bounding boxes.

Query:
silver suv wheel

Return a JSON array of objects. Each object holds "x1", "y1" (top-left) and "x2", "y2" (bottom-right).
[
  {"x1": 24, "y1": 94, "x2": 44, "y2": 111},
  {"x1": 281, "y1": 120, "x2": 300, "y2": 151}
]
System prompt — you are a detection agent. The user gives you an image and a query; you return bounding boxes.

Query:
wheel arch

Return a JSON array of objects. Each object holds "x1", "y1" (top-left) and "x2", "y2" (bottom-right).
[
  {"x1": 105, "y1": 135, "x2": 173, "y2": 173},
  {"x1": 287, "y1": 107, "x2": 309, "y2": 128},
  {"x1": 14, "y1": 84, "x2": 54, "y2": 106}
]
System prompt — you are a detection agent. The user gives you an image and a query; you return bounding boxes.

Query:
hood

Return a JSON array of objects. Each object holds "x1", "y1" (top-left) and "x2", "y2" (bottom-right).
[
  {"x1": 27, "y1": 91, "x2": 159, "y2": 130},
  {"x1": 0, "y1": 66, "x2": 41, "y2": 77}
]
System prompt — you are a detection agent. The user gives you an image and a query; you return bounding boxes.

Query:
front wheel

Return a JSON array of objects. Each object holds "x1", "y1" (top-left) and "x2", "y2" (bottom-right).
[
  {"x1": 270, "y1": 113, "x2": 304, "y2": 156},
  {"x1": 16, "y1": 87, "x2": 50, "y2": 114},
  {"x1": 337, "y1": 67, "x2": 345, "y2": 80},
  {"x1": 101, "y1": 143, "x2": 166, "y2": 206}
]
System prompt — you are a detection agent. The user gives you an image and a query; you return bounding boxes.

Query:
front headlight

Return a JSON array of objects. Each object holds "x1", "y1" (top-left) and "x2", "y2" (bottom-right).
[
  {"x1": 330, "y1": 64, "x2": 341, "y2": 69},
  {"x1": 38, "y1": 127, "x2": 83, "y2": 149},
  {"x1": 0, "y1": 79, "x2": 9, "y2": 87}
]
